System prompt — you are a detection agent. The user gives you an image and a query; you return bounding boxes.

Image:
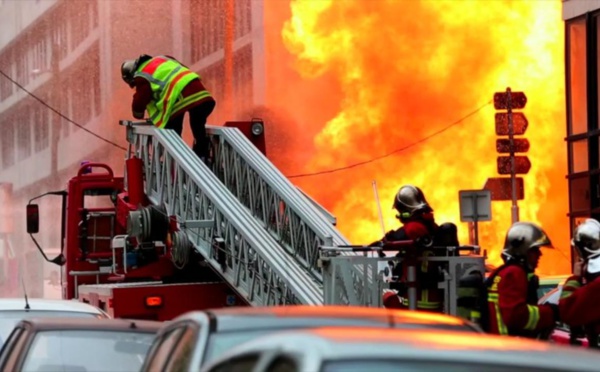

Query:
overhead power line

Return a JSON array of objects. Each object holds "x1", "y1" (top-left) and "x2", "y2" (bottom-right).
[
  {"x1": 286, "y1": 100, "x2": 493, "y2": 179},
  {"x1": 0, "y1": 69, "x2": 127, "y2": 151}
]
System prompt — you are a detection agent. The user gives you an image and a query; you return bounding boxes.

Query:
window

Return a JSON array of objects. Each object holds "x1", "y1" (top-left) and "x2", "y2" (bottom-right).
[
  {"x1": 1, "y1": 121, "x2": 15, "y2": 169},
  {"x1": 20, "y1": 330, "x2": 154, "y2": 372},
  {"x1": 233, "y1": 45, "x2": 253, "y2": 117},
  {"x1": 190, "y1": 0, "x2": 225, "y2": 63},
  {"x1": 570, "y1": 176, "x2": 590, "y2": 213},
  {"x1": 570, "y1": 139, "x2": 589, "y2": 173},
  {"x1": 33, "y1": 106, "x2": 49, "y2": 152},
  {"x1": 235, "y1": 0, "x2": 252, "y2": 39},
  {"x1": 145, "y1": 327, "x2": 185, "y2": 372},
  {"x1": 568, "y1": 17, "x2": 588, "y2": 135}
]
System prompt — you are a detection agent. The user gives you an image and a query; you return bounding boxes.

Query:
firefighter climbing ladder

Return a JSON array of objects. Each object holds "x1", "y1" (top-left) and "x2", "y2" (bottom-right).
[{"x1": 123, "y1": 121, "x2": 371, "y2": 306}]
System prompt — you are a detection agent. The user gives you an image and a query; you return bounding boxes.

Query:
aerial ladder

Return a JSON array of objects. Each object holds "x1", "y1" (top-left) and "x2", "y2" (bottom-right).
[
  {"x1": 123, "y1": 119, "x2": 484, "y2": 313},
  {"x1": 27, "y1": 118, "x2": 484, "y2": 320}
]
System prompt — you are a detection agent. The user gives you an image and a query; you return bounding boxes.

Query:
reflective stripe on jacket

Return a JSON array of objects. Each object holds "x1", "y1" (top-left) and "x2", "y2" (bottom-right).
[
  {"x1": 134, "y1": 56, "x2": 212, "y2": 128},
  {"x1": 487, "y1": 264, "x2": 554, "y2": 337}
]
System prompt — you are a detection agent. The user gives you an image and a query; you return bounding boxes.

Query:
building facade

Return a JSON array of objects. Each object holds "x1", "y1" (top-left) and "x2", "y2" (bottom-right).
[
  {"x1": 0, "y1": 0, "x2": 266, "y2": 297},
  {"x1": 563, "y1": 0, "x2": 600, "y2": 240}
]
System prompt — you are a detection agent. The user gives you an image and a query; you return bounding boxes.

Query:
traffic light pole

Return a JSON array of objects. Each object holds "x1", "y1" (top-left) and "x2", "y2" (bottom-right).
[{"x1": 506, "y1": 88, "x2": 519, "y2": 224}]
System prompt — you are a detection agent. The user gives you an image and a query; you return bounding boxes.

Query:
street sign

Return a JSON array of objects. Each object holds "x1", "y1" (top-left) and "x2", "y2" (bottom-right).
[
  {"x1": 497, "y1": 156, "x2": 531, "y2": 175},
  {"x1": 493, "y1": 91, "x2": 527, "y2": 110},
  {"x1": 484, "y1": 177, "x2": 525, "y2": 201},
  {"x1": 459, "y1": 190, "x2": 492, "y2": 223},
  {"x1": 494, "y1": 112, "x2": 528, "y2": 135},
  {"x1": 496, "y1": 138, "x2": 530, "y2": 153}
]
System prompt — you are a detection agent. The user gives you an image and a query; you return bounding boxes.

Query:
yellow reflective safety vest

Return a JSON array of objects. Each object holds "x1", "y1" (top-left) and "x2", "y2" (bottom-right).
[{"x1": 134, "y1": 56, "x2": 212, "y2": 128}]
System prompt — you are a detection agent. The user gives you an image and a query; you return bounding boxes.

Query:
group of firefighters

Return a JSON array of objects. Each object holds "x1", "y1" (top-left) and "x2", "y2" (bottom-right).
[
  {"x1": 118, "y1": 53, "x2": 600, "y2": 348},
  {"x1": 376, "y1": 184, "x2": 600, "y2": 349}
]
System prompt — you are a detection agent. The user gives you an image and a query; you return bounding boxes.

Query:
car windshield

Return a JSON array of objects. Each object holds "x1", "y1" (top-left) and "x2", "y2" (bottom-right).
[
  {"x1": 204, "y1": 330, "x2": 271, "y2": 364},
  {"x1": 0, "y1": 311, "x2": 99, "y2": 344},
  {"x1": 21, "y1": 330, "x2": 155, "y2": 372}
]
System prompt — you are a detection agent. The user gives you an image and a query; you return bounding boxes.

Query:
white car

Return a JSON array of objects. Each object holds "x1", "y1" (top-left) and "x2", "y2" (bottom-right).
[
  {"x1": 201, "y1": 326, "x2": 600, "y2": 372},
  {"x1": 0, "y1": 298, "x2": 109, "y2": 346}
]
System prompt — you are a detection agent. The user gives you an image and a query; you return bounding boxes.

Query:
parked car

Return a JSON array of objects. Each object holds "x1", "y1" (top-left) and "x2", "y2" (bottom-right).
[
  {"x1": 0, "y1": 298, "x2": 110, "y2": 346},
  {"x1": 0, "y1": 317, "x2": 160, "y2": 372},
  {"x1": 140, "y1": 305, "x2": 483, "y2": 371},
  {"x1": 201, "y1": 326, "x2": 600, "y2": 372}
]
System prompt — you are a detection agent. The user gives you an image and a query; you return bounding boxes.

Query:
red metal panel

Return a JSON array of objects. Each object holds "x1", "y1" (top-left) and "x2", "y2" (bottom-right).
[
  {"x1": 109, "y1": 283, "x2": 248, "y2": 321},
  {"x1": 224, "y1": 120, "x2": 267, "y2": 155}
]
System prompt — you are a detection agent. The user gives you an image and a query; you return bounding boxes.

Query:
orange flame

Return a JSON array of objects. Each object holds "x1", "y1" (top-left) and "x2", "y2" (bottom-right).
[{"x1": 279, "y1": 0, "x2": 569, "y2": 275}]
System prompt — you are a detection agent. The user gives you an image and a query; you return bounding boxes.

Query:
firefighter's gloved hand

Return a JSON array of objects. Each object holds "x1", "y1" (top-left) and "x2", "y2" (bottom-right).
[{"x1": 547, "y1": 303, "x2": 560, "y2": 321}]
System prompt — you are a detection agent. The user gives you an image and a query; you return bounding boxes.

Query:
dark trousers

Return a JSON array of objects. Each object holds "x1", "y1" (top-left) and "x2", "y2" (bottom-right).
[{"x1": 164, "y1": 100, "x2": 216, "y2": 159}]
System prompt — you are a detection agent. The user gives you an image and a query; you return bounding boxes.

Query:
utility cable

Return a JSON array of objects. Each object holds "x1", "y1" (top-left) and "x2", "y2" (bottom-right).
[
  {"x1": 286, "y1": 100, "x2": 493, "y2": 179},
  {"x1": 0, "y1": 69, "x2": 127, "y2": 150}
]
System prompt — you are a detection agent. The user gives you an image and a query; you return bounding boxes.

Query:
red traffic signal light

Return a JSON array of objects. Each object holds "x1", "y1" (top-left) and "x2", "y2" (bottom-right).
[
  {"x1": 495, "y1": 113, "x2": 528, "y2": 135},
  {"x1": 497, "y1": 156, "x2": 531, "y2": 175},
  {"x1": 496, "y1": 138, "x2": 530, "y2": 153},
  {"x1": 494, "y1": 91, "x2": 527, "y2": 110}
]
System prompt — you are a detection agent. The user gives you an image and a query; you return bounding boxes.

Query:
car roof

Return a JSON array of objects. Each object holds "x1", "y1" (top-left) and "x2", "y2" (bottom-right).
[
  {"x1": 176, "y1": 305, "x2": 479, "y2": 333},
  {"x1": 213, "y1": 326, "x2": 600, "y2": 371},
  {"x1": 17, "y1": 317, "x2": 162, "y2": 332},
  {"x1": 0, "y1": 298, "x2": 103, "y2": 314}
]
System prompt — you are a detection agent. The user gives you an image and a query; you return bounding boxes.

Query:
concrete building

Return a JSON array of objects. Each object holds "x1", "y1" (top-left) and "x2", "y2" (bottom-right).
[{"x1": 0, "y1": 0, "x2": 267, "y2": 297}]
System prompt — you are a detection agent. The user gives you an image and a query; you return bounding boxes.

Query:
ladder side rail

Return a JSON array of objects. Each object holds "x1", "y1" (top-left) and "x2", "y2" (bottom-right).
[
  {"x1": 208, "y1": 126, "x2": 372, "y2": 299},
  {"x1": 208, "y1": 127, "x2": 369, "y2": 282},
  {"x1": 128, "y1": 126, "x2": 323, "y2": 306}
]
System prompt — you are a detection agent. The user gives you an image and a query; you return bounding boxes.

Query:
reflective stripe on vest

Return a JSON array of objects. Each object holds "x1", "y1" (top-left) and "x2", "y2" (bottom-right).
[
  {"x1": 134, "y1": 56, "x2": 211, "y2": 128},
  {"x1": 488, "y1": 292, "x2": 540, "y2": 334},
  {"x1": 399, "y1": 290, "x2": 441, "y2": 310},
  {"x1": 488, "y1": 293, "x2": 509, "y2": 335}
]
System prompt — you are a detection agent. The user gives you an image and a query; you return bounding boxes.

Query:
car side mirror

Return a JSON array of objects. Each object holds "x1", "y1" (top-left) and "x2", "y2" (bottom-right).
[{"x1": 26, "y1": 204, "x2": 39, "y2": 234}]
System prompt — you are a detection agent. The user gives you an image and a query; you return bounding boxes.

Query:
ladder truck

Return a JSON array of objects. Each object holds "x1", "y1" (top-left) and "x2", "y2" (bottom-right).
[{"x1": 25, "y1": 119, "x2": 485, "y2": 323}]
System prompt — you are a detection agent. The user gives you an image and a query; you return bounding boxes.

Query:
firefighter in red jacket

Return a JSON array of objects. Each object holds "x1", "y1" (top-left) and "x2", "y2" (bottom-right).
[
  {"x1": 121, "y1": 54, "x2": 216, "y2": 162},
  {"x1": 376, "y1": 185, "x2": 443, "y2": 312},
  {"x1": 487, "y1": 222, "x2": 558, "y2": 338},
  {"x1": 559, "y1": 218, "x2": 600, "y2": 348}
]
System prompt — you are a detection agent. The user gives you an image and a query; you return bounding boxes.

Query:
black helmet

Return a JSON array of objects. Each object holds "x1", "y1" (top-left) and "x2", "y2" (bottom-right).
[
  {"x1": 121, "y1": 54, "x2": 153, "y2": 88},
  {"x1": 392, "y1": 185, "x2": 431, "y2": 219}
]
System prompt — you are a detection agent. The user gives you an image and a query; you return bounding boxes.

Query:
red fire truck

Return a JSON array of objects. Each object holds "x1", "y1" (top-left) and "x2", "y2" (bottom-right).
[{"x1": 25, "y1": 120, "x2": 265, "y2": 321}]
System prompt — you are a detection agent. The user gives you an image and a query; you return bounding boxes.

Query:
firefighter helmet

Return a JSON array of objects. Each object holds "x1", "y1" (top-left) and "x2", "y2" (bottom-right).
[
  {"x1": 121, "y1": 59, "x2": 138, "y2": 88},
  {"x1": 121, "y1": 54, "x2": 153, "y2": 88},
  {"x1": 572, "y1": 218, "x2": 600, "y2": 259},
  {"x1": 392, "y1": 185, "x2": 431, "y2": 218},
  {"x1": 502, "y1": 222, "x2": 553, "y2": 258}
]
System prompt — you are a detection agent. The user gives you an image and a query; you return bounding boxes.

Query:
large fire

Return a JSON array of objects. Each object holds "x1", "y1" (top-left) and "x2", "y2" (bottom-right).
[{"x1": 278, "y1": 0, "x2": 569, "y2": 275}]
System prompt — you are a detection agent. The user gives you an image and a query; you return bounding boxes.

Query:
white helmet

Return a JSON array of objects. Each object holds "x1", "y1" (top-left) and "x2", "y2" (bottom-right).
[
  {"x1": 502, "y1": 221, "x2": 553, "y2": 258},
  {"x1": 572, "y1": 218, "x2": 600, "y2": 259}
]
